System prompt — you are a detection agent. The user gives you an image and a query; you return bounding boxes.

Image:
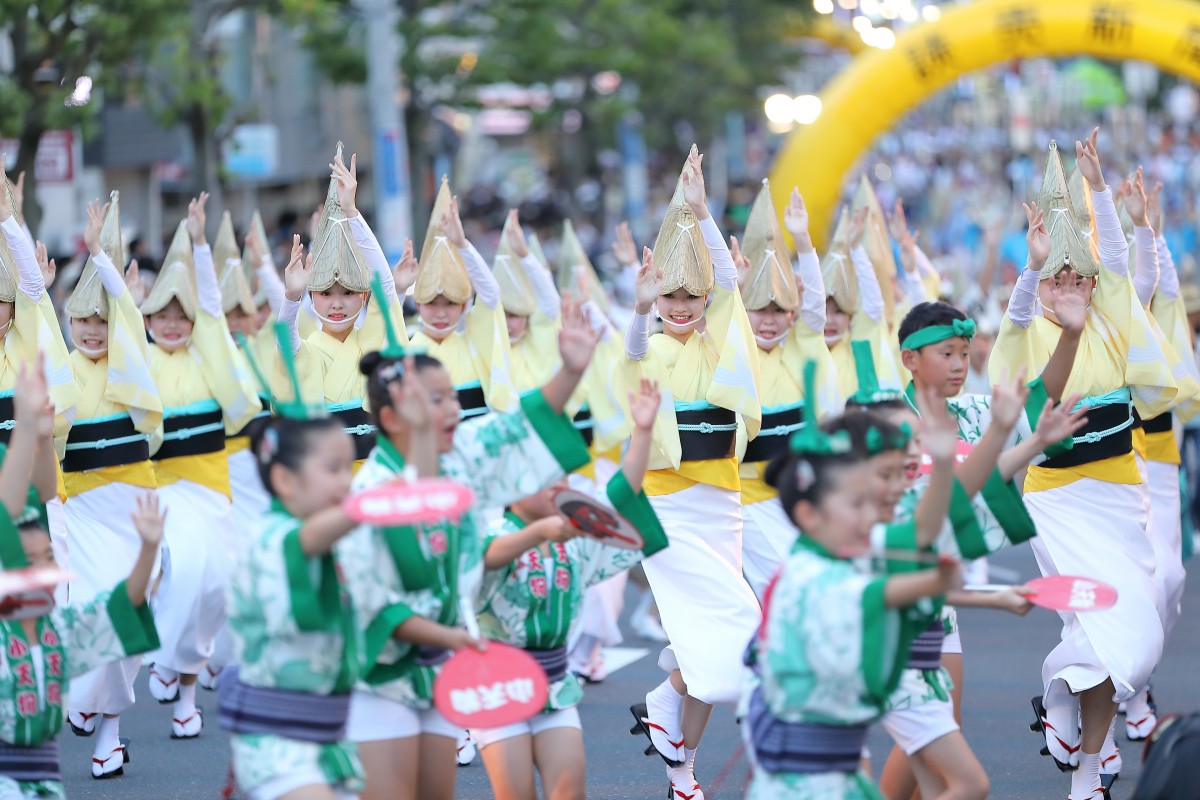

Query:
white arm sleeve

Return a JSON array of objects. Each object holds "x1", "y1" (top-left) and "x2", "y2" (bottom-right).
[
  {"x1": 257, "y1": 263, "x2": 286, "y2": 313},
  {"x1": 1007, "y1": 266, "x2": 1040, "y2": 329},
  {"x1": 699, "y1": 217, "x2": 738, "y2": 292},
  {"x1": 278, "y1": 298, "x2": 303, "y2": 355},
  {"x1": 193, "y1": 244, "x2": 222, "y2": 317},
  {"x1": 1132, "y1": 226, "x2": 1160, "y2": 307},
  {"x1": 1, "y1": 217, "x2": 44, "y2": 302},
  {"x1": 1156, "y1": 235, "x2": 1180, "y2": 300},
  {"x1": 461, "y1": 242, "x2": 500, "y2": 309},
  {"x1": 90, "y1": 250, "x2": 127, "y2": 298},
  {"x1": 1091, "y1": 186, "x2": 1129, "y2": 276},
  {"x1": 851, "y1": 245, "x2": 884, "y2": 322},
  {"x1": 625, "y1": 311, "x2": 651, "y2": 360},
  {"x1": 793, "y1": 250, "x2": 826, "y2": 334},
  {"x1": 522, "y1": 253, "x2": 560, "y2": 319},
  {"x1": 581, "y1": 300, "x2": 612, "y2": 340},
  {"x1": 348, "y1": 215, "x2": 397, "y2": 304}
]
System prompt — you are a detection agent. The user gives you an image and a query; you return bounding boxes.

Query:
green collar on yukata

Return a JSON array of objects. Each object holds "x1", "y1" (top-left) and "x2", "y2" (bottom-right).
[
  {"x1": 374, "y1": 436, "x2": 408, "y2": 474},
  {"x1": 503, "y1": 510, "x2": 527, "y2": 530},
  {"x1": 792, "y1": 533, "x2": 847, "y2": 562}
]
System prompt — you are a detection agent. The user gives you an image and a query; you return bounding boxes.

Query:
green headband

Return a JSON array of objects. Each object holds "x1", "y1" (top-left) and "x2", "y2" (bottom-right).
[
  {"x1": 849, "y1": 339, "x2": 906, "y2": 406},
  {"x1": 900, "y1": 318, "x2": 976, "y2": 352},
  {"x1": 866, "y1": 422, "x2": 912, "y2": 454},
  {"x1": 789, "y1": 360, "x2": 851, "y2": 456}
]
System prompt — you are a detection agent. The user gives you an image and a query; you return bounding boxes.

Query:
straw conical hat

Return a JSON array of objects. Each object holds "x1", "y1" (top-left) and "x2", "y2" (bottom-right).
[
  {"x1": 821, "y1": 206, "x2": 859, "y2": 314},
  {"x1": 493, "y1": 215, "x2": 537, "y2": 317},
  {"x1": 3, "y1": 175, "x2": 21, "y2": 230},
  {"x1": 309, "y1": 142, "x2": 371, "y2": 293},
  {"x1": 244, "y1": 210, "x2": 272, "y2": 306},
  {"x1": 413, "y1": 176, "x2": 472, "y2": 305},
  {"x1": 212, "y1": 211, "x2": 254, "y2": 314},
  {"x1": 141, "y1": 220, "x2": 198, "y2": 318},
  {"x1": 740, "y1": 179, "x2": 799, "y2": 312},
  {"x1": 653, "y1": 144, "x2": 713, "y2": 296},
  {"x1": 66, "y1": 191, "x2": 124, "y2": 320},
  {"x1": 558, "y1": 220, "x2": 610, "y2": 311},
  {"x1": 851, "y1": 176, "x2": 897, "y2": 323},
  {"x1": 1038, "y1": 141, "x2": 1101, "y2": 279}
]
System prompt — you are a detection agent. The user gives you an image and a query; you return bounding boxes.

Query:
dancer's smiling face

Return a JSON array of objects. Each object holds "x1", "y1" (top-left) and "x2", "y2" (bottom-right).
[
  {"x1": 71, "y1": 314, "x2": 108, "y2": 360},
  {"x1": 311, "y1": 282, "x2": 365, "y2": 332},
  {"x1": 748, "y1": 302, "x2": 794, "y2": 350},
  {"x1": 824, "y1": 298, "x2": 850, "y2": 346},
  {"x1": 506, "y1": 312, "x2": 529, "y2": 344},
  {"x1": 146, "y1": 299, "x2": 193, "y2": 351},
  {"x1": 656, "y1": 289, "x2": 706, "y2": 329},
  {"x1": 902, "y1": 336, "x2": 970, "y2": 399},
  {"x1": 791, "y1": 459, "x2": 880, "y2": 558}
]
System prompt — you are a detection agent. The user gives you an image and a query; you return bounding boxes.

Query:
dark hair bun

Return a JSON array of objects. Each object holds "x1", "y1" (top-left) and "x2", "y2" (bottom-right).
[{"x1": 359, "y1": 351, "x2": 384, "y2": 377}]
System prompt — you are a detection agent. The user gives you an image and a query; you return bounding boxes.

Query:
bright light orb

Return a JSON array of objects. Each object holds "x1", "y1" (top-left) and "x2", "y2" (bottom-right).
[
  {"x1": 793, "y1": 95, "x2": 823, "y2": 125},
  {"x1": 764, "y1": 93, "x2": 796, "y2": 125}
]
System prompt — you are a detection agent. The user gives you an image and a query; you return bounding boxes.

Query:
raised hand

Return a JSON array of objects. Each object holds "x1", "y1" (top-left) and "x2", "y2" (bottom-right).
[
  {"x1": 557, "y1": 296, "x2": 600, "y2": 373},
  {"x1": 1075, "y1": 127, "x2": 1105, "y2": 192},
  {"x1": 35, "y1": 241, "x2": 55, "y2": 288},
  {"x1": 186, "y1": 192, "x2": 209, "y2": 245},
  {"x1": 1124, "y1": 167, "x2": 1148, "y2": 227},
  {"x1": 785, "y1": 189, "x2": 813, "y2": 252},
  {"x1": 628, "y1": 378, "x2": 660, "y2": 432},
  {"x1": 282, "y1": 234, "x2": 313, "y2": 302},
  {"x1": 988, "y1": 368, "x2": 1030, "y2": 431},
  {"x1": 681, "y1": 149, "x2": 709, "y2": 220},
  {"x1": 1023, "y1": 201, "x2": 1050, "y2": 269},
  {"x1": 899, "y1": 228, "x2": 920, "y2": 273},
  {"x1": 392, "y1": 239, "x2": 418, "y2": 295},
  {"x1": 441, "y1": 195, "x2": 467, "y2": 248},
  {"x1": 1033, "y1": 393, "x2": 1089, "y2": 446},
  {"x1": 634, "y1": 246, "x2": 661, "y2": 314},
  {"x1": 330, "y1": 152, "x2": 359, "y2": 218},
  {"x1": 729, "y1": 235, "x2": 750, "y2": 289},
  {"x1": 504, "y1": 209, "x2": 530, "y2": 258},
  {"x1": 612, "y1": 221, "x2": 637, "y2": 265},
  {"x1": 83, "y1": 199, "x2": 109, "y2": 256},
  {"x1": 915, "y1": 384, "x2": 957, "y2": 463},
  {"x1": 386, "y1": 354, "x2": 434, "y2": 428},
  {"x1": 245, "y1": 229, "x2": 265, "y2": 268},
  {"x1": 1147, "y1": 180, "x2": 1164, "y2": 234},
  {"x1": 130, "y1": 492, "x2": 166, "y2": 548},
  {"x1": 1050, "y1": 278, "x2": 1088, "y2": 333},
  {"x1": 125, "y1": 259, "x2": 146, "y2": 305},
  {"x1": 846, "y1": 207, "x2": 869, "y2": 246}
]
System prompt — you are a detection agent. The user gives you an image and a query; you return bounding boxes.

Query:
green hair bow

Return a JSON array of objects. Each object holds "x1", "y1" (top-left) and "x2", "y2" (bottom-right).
[{"x1": 849, "y1": 339, "x2": 906, "y2": 406}]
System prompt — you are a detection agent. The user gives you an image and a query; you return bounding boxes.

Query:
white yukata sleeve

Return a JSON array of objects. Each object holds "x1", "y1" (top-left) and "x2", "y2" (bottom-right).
[
  {"x1": 625, "y1": 311, "x2": 651, "y2": 360},
  {"x1": 349, "y1": 215, "x2": 398, "y2": 305},
  {"x1": 59, "y1": 585, "x2": 160, "y2": 679},
  {"x1": 278, "y1": 298, "x2": 303, "y2": 355},
  {"x1": 851, "y1": 245, "x2": 885, "y2": 322},
  {"x1": 794, "y1": 250, "x2": 826, "y2": 334},
  {"x1": 0, "y1": 217, "x2": 43, "y2": 302},
  {"x1": 1091, "y1": 186, "x2": 1129, "y2": 276},
  {"x1": 461, "y1": 241, "x2": 500, "y2": 309},
  {"x1": 522, "y1": 253, "x2": 561, "y2": 320},
  {"x1": 1132, "y1": 226, "x2": 1160, "y2": 307},
  {"x1": 1156, "y1": 234, "x2": 1180, "y2": 300},
  {"x1": 193, "y1": 244, "x2": 222, "y2": 317}
]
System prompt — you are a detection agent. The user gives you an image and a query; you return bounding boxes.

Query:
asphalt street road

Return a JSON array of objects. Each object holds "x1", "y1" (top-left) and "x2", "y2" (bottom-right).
[{"x1": 62, "y1": 543, "x2": 1198, "y2": 799}]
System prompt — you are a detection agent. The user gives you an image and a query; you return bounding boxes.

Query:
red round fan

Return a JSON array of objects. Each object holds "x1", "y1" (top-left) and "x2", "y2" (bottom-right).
[
  {"x1": 433, "y1": 642, "x2": 549, "y2": 728},
  {"x1": 552, "y1": 488, "x2": 644, "y2": 551},
  {"x1": 344, "y1": 478, "x2": 474, "y2": 526},
  {"x1": 0, "y1": 566, "x2": 70, "y2": 621},
  {"x1": 965, "y1": 575, "x2": 1118, "y2": 612}
]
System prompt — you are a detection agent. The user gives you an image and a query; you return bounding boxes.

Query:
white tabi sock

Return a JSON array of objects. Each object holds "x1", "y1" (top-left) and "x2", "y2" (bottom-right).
[
  {"x1": 93, "y1": 715, "x2": 120, "y2": 759},
  {"x1": 1099, "y1": 716, "x2": 1121, "y2": 774},
  {"x1": 174, "y1": 682, "x2": 197, "y2": 720},
  {"x1": 1125, "y1": 687, "x2": 1152, "y2": 722},
  {"x1": 1071, "y1": 751, "x2": 1102, "y2": 800}
]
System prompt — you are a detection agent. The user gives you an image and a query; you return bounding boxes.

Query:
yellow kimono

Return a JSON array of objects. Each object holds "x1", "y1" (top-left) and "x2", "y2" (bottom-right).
[
  {"x1": 828, "y1": 246, "x2": 903, "y2": 400},
  {"x1": 409, "y1": 298, "x2": 514, "y2": 419}
]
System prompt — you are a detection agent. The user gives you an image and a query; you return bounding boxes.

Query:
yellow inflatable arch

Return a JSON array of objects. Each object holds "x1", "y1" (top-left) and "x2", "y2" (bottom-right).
[{"x1": 771, "y1": 0, "x2": 1200, "y2": 249}]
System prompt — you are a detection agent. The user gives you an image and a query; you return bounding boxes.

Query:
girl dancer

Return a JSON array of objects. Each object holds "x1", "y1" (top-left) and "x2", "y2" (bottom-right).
[
  {"x1": 337, "y1": 297, "x2": 598, "y2": 800},
  {"x1": 624, "y1": 147, "x2": 761, "y2": 800},
  {"x1": 991, "y1": 131, "x2": 1179, "y2": 800},
  {"x1": 474, "y1": 378, "x2": 668, "y2": 799},
  {"x1": 407, "y1": 177, "x2": 512, "y2": 421},
  {"x1": 59, "y1": 196, "x2": 166, "y2": 778},
  {"x1": 0, "y1": 363, "x2": 161, "y2": 798},
  {"x1": 278, "y1": 146, "x2": 406, "y2": 464},
  {"x1": 736, "y1": 183, "x2": 841, "y2": 601},
  {"x1": 142, "y1": 194, "x2": 261, "y2": 739}
]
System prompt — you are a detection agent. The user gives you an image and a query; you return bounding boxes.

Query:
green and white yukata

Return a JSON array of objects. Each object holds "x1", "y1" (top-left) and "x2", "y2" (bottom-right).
[
  {"x1": 742, "y1": 536, "x2": 928, "y2": 800},
  {"x1": 473, "y1": 470, "x2": 668, "y2": 748},
  {"x1": 873, "y1": 383, "x2": 1047, "y2": 756},
  {"x1": 337, "y1": 389, "x2": 591, "y2": 742},
  {"x1": 0, "y1": 515, "x2": 159, "y2": 800},
  {"x1": 223, "y1": 502, "x2": 362, "y2": 800}
]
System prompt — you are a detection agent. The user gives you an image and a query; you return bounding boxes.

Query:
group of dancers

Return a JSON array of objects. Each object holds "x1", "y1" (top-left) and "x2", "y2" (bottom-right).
[{"x1": 0, "y1": 123, "x2": 1191, "y2": 800}]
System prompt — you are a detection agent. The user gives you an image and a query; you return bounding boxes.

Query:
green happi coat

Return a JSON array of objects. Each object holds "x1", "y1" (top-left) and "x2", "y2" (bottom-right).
[
  {"x1": 0, "y1": 512, "x2": 159, "y2": 800},
  {"x1": 226, "y1": 502, "x2": 363, "y2": 796},
  {"x1": 337, "y1": 389, "x2": 590, "y2": 708},
  {"x1": 744, "y1": 536, "x2": 926, "y2": 800},
  {"x1": 477, "y1": 470, "x2": 667, "y2": 711}
]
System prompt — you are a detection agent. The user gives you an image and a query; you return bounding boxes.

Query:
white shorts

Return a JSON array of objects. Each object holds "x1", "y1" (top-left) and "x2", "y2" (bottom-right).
[
  {"x1": 940, "y1": 606, "x2": 962, "y2": 655},
  {"x1": 881, "y1": 698, "x2": 959, "y2": 756},
  {"x1": 473, "y1": 707, "x2": 581, "y2": 750},
  {"x1": 346, "y1": 690, "x2": 460, "y2": 742},
  {"x1": 248, "y1": 770, "x2": 358, "y2": 800}
]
